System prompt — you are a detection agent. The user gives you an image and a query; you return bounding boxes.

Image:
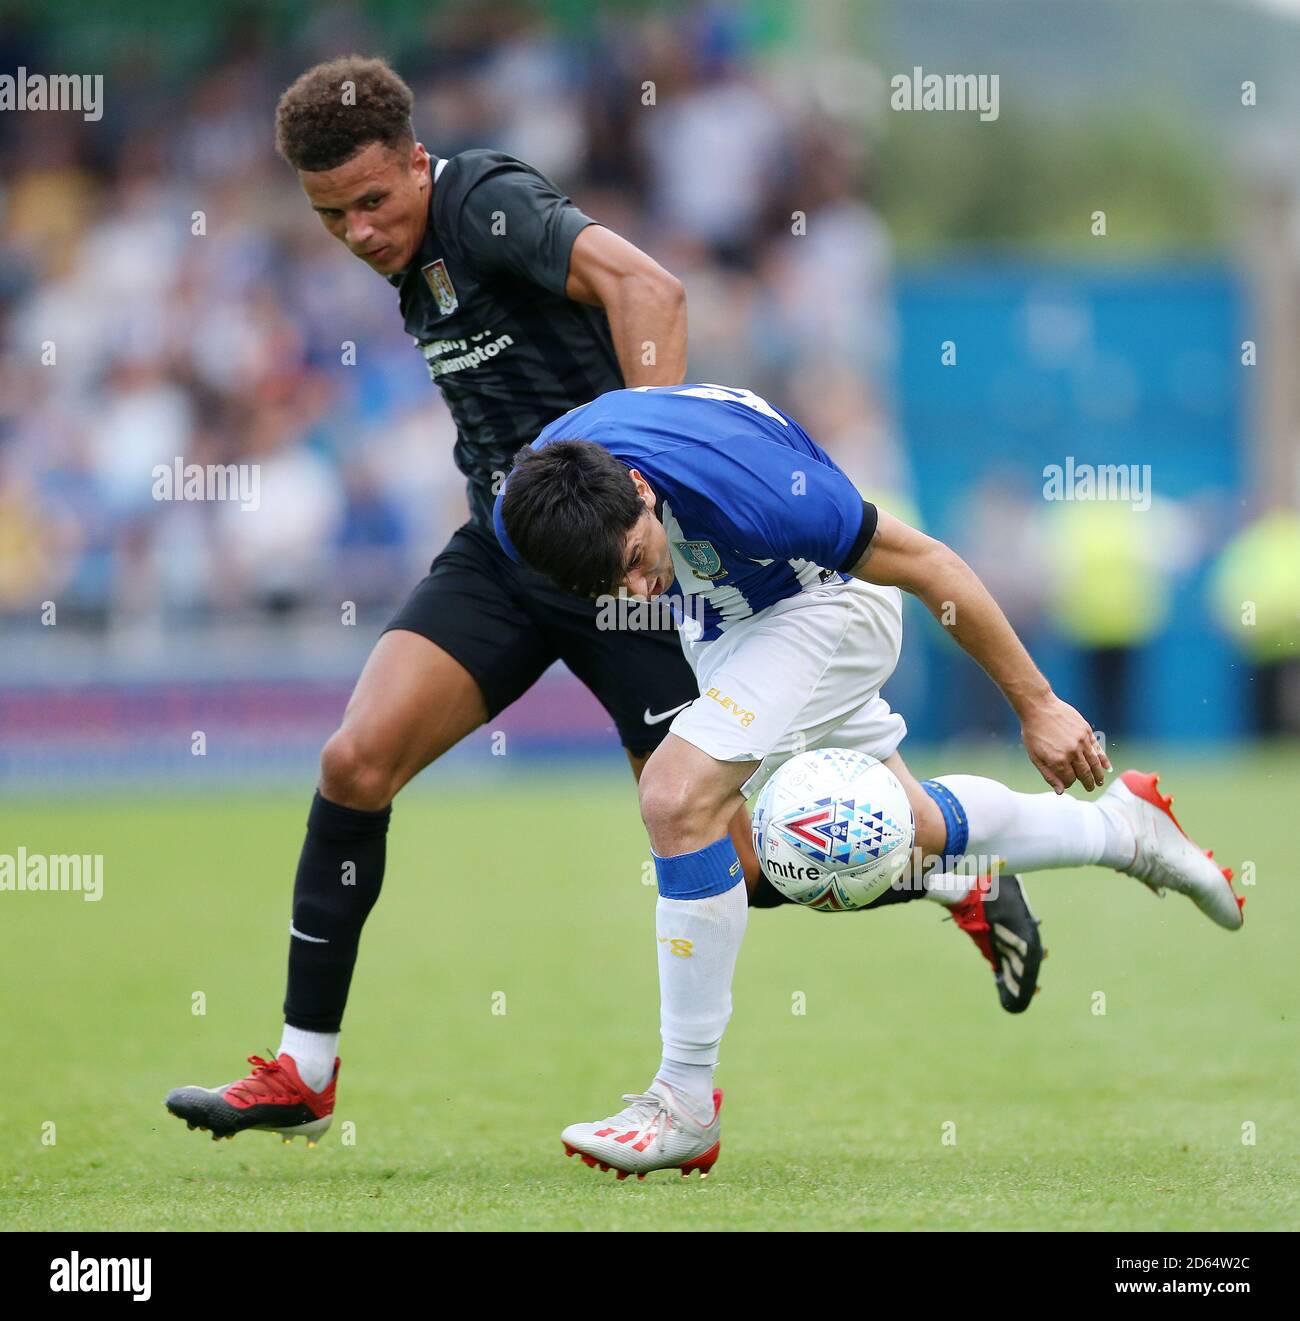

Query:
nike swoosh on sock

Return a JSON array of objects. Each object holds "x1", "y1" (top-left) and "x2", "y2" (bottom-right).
[{"x1": 289, "y1": 923, "x2": 329, "y2": 944}]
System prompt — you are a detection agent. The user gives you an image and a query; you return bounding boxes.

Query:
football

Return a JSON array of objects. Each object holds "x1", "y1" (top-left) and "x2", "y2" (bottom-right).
[{"x1": 752, "y1": 748, "x2": 915, "y2": 911}]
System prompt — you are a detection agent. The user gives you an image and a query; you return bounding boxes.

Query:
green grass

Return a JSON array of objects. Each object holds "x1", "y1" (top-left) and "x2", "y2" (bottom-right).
[{"x1": 2, "y1": 747, "x2": 1297, "y2": 1231}]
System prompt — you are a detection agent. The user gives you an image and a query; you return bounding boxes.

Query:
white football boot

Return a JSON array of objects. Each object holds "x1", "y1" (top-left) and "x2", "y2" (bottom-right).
[
  {"x1": 1101, "y1": 770, "x2": 1244, "y2": 930},
  {"x1": 561, "y1": 1082, "x2": 723, "y2": 1180}
]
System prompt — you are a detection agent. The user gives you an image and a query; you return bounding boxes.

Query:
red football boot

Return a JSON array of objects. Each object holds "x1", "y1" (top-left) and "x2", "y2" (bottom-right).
[{"x1": 165, "y1": 1052, "x2": 337, "y2": 1143}]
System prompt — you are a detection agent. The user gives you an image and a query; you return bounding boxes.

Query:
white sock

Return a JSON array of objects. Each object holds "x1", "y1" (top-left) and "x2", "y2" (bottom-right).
[
  {"x1": 1095, "y1": 795, "x2": 1138, "y2": 869},
  {"x1": 656, "y1": 879, "x2": 748, "y2": 1121},
  {"x1": 655, "y1": 1059, "x2": 717, "y2": 1117},
  {"x1": 923, "y1": 873, "x2": 976, "y2": 907},
  {"x1": 930, "y1": 774, "x2": 1108, "y2": 873},
  {"x1": 278, "y1": 1024, "x2": 337, "y2": 1093}
]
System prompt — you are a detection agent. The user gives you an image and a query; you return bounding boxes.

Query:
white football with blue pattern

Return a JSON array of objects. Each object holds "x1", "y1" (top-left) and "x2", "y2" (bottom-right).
[{"x1": 752, "y1": 749, "x2": 914, "y2": 911}]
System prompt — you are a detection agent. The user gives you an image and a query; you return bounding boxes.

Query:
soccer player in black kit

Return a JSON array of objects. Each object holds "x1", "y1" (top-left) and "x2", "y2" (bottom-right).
[{"x1": 165, "y1": 56, "x2": 1041, "y2": 1145}]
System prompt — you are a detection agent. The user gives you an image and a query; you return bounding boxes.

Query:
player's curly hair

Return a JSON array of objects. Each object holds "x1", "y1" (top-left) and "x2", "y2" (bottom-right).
[
  {"x1": 501, "y1": 441, "x2": 645, "y2": 598},
  {"x1": 275, "y1": 55, "x2": 415, "y2": 172}
]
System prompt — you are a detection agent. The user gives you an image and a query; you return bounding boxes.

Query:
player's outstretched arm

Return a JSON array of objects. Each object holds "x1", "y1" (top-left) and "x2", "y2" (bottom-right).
[
  {"x1": 850, "y1": 510, "x2": 1111, "y2": 794},
  {"x1": 565, "y1": 224, "x2": 687, "y2": 386}
]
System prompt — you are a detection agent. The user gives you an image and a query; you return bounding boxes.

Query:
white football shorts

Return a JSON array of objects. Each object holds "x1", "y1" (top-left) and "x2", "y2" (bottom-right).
[{"x1": 669, "y1": 578, "x2": 907, "y2": 798}]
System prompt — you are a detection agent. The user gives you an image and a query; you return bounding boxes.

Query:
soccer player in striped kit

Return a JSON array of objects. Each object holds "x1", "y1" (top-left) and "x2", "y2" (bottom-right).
[{"x1": 497, "y1": 382, "x2": 1244, "y2": 1178}]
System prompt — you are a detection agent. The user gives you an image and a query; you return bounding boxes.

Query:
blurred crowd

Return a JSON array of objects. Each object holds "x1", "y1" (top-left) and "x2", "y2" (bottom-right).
[
  {"x1": 3, "y1": 2, "x2": 1295, "y2": 738},
  {"x1": 0, "y1": 3, "x2": 902, "y2": 629}
]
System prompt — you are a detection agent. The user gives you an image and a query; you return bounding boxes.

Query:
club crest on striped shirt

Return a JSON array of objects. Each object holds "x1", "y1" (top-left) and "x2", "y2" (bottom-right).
[
  {"x1": 675, "y1": 540, "x2": 727, "y2": 579},
  {"x1": 421, "y1": 259, "x2": 459, "y2": 315}
]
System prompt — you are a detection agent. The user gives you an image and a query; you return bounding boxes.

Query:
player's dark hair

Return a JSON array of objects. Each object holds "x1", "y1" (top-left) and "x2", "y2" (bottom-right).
[
  {"x1": 275, "y1": 55, "x2": 415, "y2": 172},
  {"x1": 502, "y1": 441, "x2": 644, "y2": 598}
]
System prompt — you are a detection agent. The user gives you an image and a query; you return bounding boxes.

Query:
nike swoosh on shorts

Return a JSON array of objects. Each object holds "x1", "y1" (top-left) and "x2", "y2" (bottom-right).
[{"x1": 643, "y1": 701, "x2": 693, "y2": 725}]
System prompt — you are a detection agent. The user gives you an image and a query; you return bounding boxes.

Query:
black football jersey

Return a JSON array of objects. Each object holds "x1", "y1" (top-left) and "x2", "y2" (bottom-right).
[{"x1": 389, "y1": 150, "x2": 625, "y2": 527}]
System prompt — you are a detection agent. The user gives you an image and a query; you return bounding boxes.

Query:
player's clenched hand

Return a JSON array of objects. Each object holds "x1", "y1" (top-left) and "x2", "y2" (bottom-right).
[{"x1": 1019, "y1": 695, "x2": 1111, "y2": 793}]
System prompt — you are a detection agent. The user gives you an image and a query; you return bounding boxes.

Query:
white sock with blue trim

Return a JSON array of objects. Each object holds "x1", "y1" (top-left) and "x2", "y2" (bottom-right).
[
  {"x1": 653, "y1": 835, "x2": 748, "y2": 1121},
  {"x1": 926, "y1": 774, "x2": 1110, "y2": 873}
]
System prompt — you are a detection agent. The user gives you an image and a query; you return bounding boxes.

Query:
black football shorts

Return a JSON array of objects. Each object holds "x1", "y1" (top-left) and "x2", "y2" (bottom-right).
[{"x1": 384, "y1": 520, "x2": 698, "y2": 757}]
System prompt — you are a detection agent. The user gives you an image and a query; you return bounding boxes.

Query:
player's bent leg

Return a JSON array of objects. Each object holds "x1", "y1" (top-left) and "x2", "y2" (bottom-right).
[
  {"x1": 881, "y1": 751, "x2": 948, "y2": 877},
  {"x1": 321, "y1": 628, "x2": 490, "y2": 810},
  {"x1": 628, "y1": 748, "x2": 763, "y2": 900},
  {"x1": 561, "y1": 737, "x2": 752, "y2": 1178},
  {"x1": 165, "y1": 631, "x2": 491, "y2": 1144},
  {"x1": 637, "y1": 741, "x2": 756, "y2": 1111},
  {"x1": 923, "y1": 769, "x2": 1243, "y2": 930},
  {"x1": 637, "y1": 732, "x2": 755, "y2": 855},
  {"x1": 852, "y1": 763, "x2": 1240, "y2": 1023},
  {"x1": 885, "y1": 751, "x2": 1046, "y2": 1013},
  {"x1": 284, "y1": 629, "x2": 488, "y2": 1039}
]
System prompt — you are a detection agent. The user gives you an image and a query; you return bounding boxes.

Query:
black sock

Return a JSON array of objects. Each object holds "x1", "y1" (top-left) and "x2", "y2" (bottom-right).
[
  {"x1": 749, "y1": 871, "x2": 928, "y2": 909},
  {"x1": 283, "y1": 790, "x2": 392, "y2": 1033},
  {"x1": 748, "y1": 872, "x2": 792, "y2": 907}
]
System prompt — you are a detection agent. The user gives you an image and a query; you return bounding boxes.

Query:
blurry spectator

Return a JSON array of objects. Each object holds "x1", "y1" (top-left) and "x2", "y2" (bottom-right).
[
  {"x1": 0, "y1": 465, "x2": 67, "y2": 609},
  {"x1": 89, "y1": 360, "x2": 194, "y2": 518},
  {"x1": 213, "y1": 405, "x2": 344, "y2": 618},
  {"x1": 950, "y1": 471, "x2": 1053, "y2": 737},
  {"x1": 786, "y1": 362, "x2": 912, "y2": 512},
  {"x1": 636, "y1": 17, "x2": 787, "y2": 268},
  {"x1": 335, "y1": 458, "x2": 408, "y2": 609},
  {"x1": 1042, "y1": 498, "x2": 1196, "y2": 741},
  {"x1": 480, "y1": 8, "x2": 587, "y2": 182},
  {"x1": 759, "y1": 126, "x2": 896, "y2": 387},
  {"x1": 1210, "y1": 510, "x2": 1300, "y2": 735}
]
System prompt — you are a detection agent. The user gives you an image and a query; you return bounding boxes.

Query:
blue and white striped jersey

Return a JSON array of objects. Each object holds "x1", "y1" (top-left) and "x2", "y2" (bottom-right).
[{"x1": 493, "y1": 384, "x2": 877, "y2": 641}]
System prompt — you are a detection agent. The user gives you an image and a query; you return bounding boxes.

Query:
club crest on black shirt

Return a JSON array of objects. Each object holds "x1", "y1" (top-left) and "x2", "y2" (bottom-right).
[{"x1": 421, "y1": 258, "x2": 459, "y2": 315}]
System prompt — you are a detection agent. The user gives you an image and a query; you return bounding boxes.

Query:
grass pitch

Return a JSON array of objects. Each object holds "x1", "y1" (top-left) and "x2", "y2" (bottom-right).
[{"x1": 2, "y1": 747, "x2": 1296, "y2": 1232}]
